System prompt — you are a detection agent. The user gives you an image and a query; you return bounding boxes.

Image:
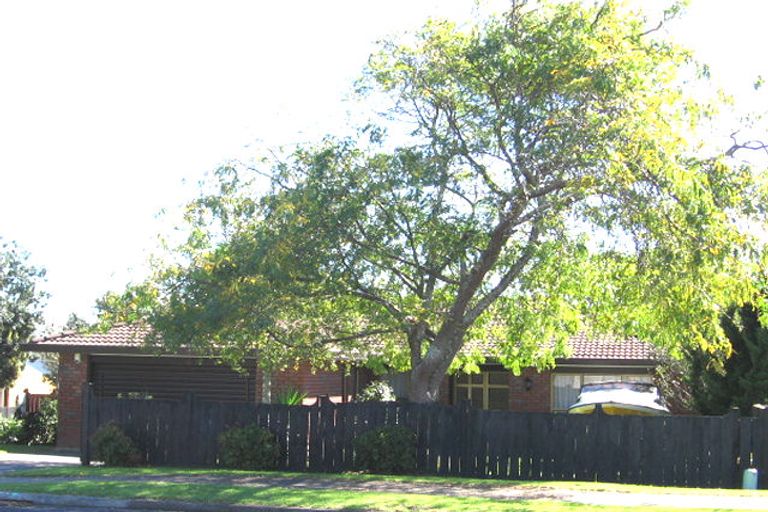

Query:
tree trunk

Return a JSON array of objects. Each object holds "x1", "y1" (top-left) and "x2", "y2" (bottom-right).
[
  {"x1": 407, "y1": 330, "x2": 464, "y2": 403},
  {"x1": 405, "y1": 210, "x2": 520, "y2": 402}
]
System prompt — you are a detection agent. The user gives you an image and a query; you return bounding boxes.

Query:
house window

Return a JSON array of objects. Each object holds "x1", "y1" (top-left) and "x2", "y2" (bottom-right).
[
  {"x1": 454, "y1": 371, "x2": 509, "y2": 410},
  {"x1": 552, "y1": 373, "x2": 653, "y2": 412}
]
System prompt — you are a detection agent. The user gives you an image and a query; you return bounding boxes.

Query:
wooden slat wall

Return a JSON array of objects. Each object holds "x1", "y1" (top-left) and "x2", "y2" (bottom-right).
[{"x1": 89, "y1": 356, "x2": 257, "y2": 403}]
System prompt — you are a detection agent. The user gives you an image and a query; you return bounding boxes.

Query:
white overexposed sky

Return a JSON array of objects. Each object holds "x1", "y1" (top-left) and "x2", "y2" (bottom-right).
[{"x1": 0, "y1": 1, "x2": 766, "y2": 331}]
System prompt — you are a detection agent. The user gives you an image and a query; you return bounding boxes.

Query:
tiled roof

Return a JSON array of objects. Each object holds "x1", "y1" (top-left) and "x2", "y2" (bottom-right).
[
  {"x1": 462, "y1": 332, "x2": 654, "y2": 362},
  {"x1": 27, "y1": 323, "x2": 654, "y2": 362},
  {"x1": 562, "y1": 332, "x2": 653, "y2": 361},
  {"x1": 28, "y1": 324, "x2": 152, "y2": 351}
]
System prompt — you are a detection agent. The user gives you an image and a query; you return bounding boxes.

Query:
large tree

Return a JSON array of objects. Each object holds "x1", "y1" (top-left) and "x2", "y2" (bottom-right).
[
  {"x1": 105, "y1": 1, "x2": 766, "y2": 402},
  {"x1": 0, "y1": 240, "x2": 46, "y2": 388}
]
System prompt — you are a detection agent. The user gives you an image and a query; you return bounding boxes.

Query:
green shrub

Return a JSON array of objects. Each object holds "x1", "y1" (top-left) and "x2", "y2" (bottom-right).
[
  {"x1": 356, "y1": 381, "x2": 396, "y2": 402},
  {"x1": 91, "y1": 423, "x2": 142, "y2": 466},
  {"x1": 218, "y1": 424, "x2": 280, "y2": 470},
  {"x1": 274, "y1": 387, "x2": 308, "y2": 405},
  {"x1": 354, "y1": 425, "x2": 417, "y2": 474},
  {"x1": 0, "y1": 417, "x2": 23, "y2": 443},
  {"x1": 19, "y1": 398, "x2": 58, "y2": 445}
]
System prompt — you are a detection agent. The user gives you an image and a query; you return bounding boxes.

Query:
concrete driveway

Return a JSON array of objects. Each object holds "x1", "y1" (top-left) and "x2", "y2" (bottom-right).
[{"x1": 0, "y1": 451, "x2": 80, "y2": 473}]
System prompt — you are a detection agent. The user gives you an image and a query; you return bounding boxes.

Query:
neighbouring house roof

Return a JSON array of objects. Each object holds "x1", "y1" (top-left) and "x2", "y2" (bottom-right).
[{"x1": 23, "y1": 323, "x2": 656, "y2": 366}]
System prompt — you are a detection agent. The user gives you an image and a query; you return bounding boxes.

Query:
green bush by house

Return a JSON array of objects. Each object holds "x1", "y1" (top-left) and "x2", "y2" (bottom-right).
[
  {"x1": 354, "y1": 425, "x2": 417, "y2": 474},
  {"x1": 0, "y1": 417, "x2": 23, "y2": 444},
  {"x1": 18, "y1": 398, "x2": 57, "y2": 445},
  {"x1": 356, "y1": 381, "x2": 396, "y2": 402},
  {"x1": 218, "y1": 424, "x2": 281, "y2": 470},
  {"x1": 91, "y1": 423, "x2": 142, "y2": 466}
]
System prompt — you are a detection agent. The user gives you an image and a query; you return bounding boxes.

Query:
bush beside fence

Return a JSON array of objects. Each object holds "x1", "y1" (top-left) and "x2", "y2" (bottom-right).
[{"x1": 80, "y1": 384, "x2": 768, "y2": 489}]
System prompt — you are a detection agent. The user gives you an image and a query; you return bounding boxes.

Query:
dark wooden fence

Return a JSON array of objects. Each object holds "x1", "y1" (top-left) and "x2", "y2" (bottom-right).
[{"x1": 80, "y1": 384, "x2": 768, "y2": 489}]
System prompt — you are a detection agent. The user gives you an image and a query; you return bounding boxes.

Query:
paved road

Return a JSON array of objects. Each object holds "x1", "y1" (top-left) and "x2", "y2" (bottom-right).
[
  {"x1": 0, "y1": 453, "x2": 80, "y2": 474},
  {"x1": 0, "y1": 453, "x2": 96, "y2": 510}
]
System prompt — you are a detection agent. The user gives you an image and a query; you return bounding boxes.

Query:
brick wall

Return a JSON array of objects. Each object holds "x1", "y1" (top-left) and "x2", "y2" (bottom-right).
[
  {"x1": 509, "y1": 368, "x2": 551, "y2": 412},
  {"x1": 57, "y1": 352, "x2": 89, "y2": 449}
]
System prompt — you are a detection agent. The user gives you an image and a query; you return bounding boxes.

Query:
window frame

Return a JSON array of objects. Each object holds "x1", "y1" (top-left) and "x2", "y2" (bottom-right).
[{"x1": 454, "y1": 370, "x2": 509, "y2": 410}]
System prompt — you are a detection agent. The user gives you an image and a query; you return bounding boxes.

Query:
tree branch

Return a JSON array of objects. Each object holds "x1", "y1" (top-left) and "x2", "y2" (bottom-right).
[
  {"x1": 442, "y1": 103, "x2": 510, "y2": 198},
  {"x1": 726, "y1": 131, "x2": 768, "y2": 157},
  {"x1": 351, "y1": 288, "x2": 404, "y2": 320},
  {"x1": 347, "y1": 222, "x2": 461, "y2": 286},
  {"x1": 464, "y1": 224, "x2": 540, "y2": 324}
]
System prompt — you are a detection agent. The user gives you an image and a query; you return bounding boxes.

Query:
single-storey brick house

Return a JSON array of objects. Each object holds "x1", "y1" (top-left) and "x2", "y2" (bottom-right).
[
  {"x1": 446, "y1": 332, "x2": 656, "y2": 413},
  {"x1": 25, "y1": 325, "x2": 656, "y2": 449}
]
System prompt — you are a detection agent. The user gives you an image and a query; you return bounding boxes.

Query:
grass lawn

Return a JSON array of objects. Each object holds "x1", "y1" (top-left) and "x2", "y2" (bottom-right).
[
  {"x1": 9, "y1": 465, "x2": 768, "y2": 498},
  {"x1": 2, "y1": 467, "x2": 767, "y2": 511},
  {"x1": 0, "y1": 479, "x2": 754, "y2": 512}
]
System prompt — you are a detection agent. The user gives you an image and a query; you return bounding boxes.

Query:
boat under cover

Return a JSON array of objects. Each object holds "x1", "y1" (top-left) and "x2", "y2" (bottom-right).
[{"x1": 567, "y1": 381, "x2": 670, "y2": 416}]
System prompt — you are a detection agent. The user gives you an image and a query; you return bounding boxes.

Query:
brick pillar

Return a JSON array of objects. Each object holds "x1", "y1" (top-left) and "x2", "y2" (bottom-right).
[{"x1": 57, "y1": 352, "x2": 89, "y2": 449}]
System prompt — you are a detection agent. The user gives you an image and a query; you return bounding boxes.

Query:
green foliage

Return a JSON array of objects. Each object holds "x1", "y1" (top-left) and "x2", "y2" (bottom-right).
[
  {"x1": 354, "y1": 425, "x2": 417, "y2": 474},
  {"x1": 18, "y1": 398, "x2": 58, "y2": 445},
  {"x1": 91, "y1": 423, "x2": 142, "y2": 466},
  {"x1": 274, "y1": 387, "x2": 307, "y2": 405},
  {"x1": 0, "y1": 417, "x2": 23, "y2": 444},
  {"x1": 97, "y1": 1, "x2": 766, "y2": 403},
  {"x1": 218, "y1": 424, "x2": 281, "y2": 470},
  {"x1": 687, "y1": 302, "x2": 768, "y2": 415},
  {"x1": 0, "y1": 240, "x2": 46, "y2": 388},
  {"x1": 356, "y1": 381, "x2": 396, "y2": 402},
  {"x1": 64, "y1": 312, "x2": 89, "y2": 331}
]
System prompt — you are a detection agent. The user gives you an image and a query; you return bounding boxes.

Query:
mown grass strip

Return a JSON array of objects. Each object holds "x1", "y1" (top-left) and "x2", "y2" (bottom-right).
[
  {"x1": 7, "y1": 465, "x2": 768, "y2": 498},
  {"x1": 0, "y1": 479, "x2": 760, "y2": 512}
]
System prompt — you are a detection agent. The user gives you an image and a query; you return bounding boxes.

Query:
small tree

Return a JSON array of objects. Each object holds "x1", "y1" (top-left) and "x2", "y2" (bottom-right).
[{"x1": 0, "y1": 240, "x2": 46, "y2": 388}]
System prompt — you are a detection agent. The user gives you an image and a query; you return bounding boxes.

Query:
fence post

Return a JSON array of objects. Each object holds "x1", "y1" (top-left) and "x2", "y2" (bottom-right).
[{"x1": 80, "y1": 383, "x2": 93, "y2": 466}]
